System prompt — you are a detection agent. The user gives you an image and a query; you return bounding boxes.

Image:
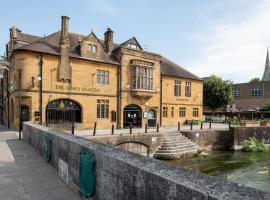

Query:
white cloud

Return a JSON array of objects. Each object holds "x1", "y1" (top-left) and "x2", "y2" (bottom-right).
[{"x1": 188, "y1": 0, "x2": 270, "y2": 83}]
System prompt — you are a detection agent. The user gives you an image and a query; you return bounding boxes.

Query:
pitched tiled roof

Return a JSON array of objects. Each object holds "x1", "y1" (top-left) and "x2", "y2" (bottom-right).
[
  {"x1": 13, "y1": 30, "x2": 202, "y2": 80},
  {"x1": 17, "y1": 31, "x2": 41, "y2": 43},
  {"x1": 14, "y1": 31, "x2": 120, "y2": 65},
  {"x1": 160, "y1": 57, "x2": 202, "y2": 81}
]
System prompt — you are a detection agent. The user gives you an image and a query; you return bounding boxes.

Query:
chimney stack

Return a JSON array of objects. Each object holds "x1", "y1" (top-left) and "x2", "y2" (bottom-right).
[
  {"x1": 59, "y1": 16, "x2": 71, "y2": 81},
  {"x1": 10, "y1": 26, "x2": 18, "y2": 40},
  {"x1": 104, "y1": 28, "x2": 114, "y2": 53},
  {"x1": 60, "y1": 16, "x2": 70, "y2": 45}
]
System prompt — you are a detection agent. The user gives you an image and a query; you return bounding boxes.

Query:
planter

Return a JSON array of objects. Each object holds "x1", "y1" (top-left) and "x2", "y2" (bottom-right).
[
  {"x1": 260, "y1": 121, "x2": 270, "y2": 126},
  {"x1": 245, "y1": 122, "x2": 260, "y2": 127}
]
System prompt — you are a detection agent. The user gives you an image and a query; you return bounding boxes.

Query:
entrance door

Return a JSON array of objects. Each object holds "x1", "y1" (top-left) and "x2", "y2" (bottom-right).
[
  {"x1": 147, "y1": 109, "x2": 156, "y2": 127},
  {"x1": 123, "y1": 104, "x2": 142, "y2": 128},
  {"x1": 21, "y1": 105, "x2": 30, "y2": 122}
]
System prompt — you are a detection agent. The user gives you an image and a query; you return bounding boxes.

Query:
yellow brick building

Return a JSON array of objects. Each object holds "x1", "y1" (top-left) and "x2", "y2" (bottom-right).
[{"x1": 1, "y1": 16, "x2": 203, "y2": 130}]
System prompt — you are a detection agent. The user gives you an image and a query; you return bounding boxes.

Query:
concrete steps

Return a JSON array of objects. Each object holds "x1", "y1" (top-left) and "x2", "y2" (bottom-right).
[{"x1": 153, "y1": 132, "x2": 198, "y2": 160}]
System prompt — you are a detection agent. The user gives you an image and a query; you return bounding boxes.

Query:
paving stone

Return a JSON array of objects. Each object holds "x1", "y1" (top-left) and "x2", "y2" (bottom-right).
[{"x1": 0, "y1": 126, "x2": 80, "y2": 200}]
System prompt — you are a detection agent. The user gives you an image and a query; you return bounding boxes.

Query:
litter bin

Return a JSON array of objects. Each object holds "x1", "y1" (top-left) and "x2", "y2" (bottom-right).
[{"x1": 79, "y1": 149, "x2": 96, "y2": 197}]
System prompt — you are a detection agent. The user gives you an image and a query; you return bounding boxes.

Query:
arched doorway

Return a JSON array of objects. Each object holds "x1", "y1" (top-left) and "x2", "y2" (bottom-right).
[
  {"x1": 147, "y1": 109, "x2": 156, "y2": 127},
  {"x1": 123, "y1": 104, "x2": 142, "y2": 128},
  {"x1": 46, "y1": 99, "x2": 82, "y2": 123},
  {"x1": 21, "y1": 105, "x2": 30, "y2": 122}
]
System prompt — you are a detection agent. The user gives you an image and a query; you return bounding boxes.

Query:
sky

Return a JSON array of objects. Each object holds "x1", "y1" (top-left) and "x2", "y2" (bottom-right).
[{"x1": 1, "y1": 0, "x2": 270, "y2": 83}]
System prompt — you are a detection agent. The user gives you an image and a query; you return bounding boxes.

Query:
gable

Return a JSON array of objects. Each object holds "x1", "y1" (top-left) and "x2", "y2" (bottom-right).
[
  {"x1": 121, "y1": 37, "x2": 143, "y2": 50},
  {"x1": 80, "y1": 32, "x2": 106, "y2": 59}
]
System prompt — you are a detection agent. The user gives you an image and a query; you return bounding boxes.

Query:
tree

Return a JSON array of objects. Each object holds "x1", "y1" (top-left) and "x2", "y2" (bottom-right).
[
  {"x1": 203, "y1": 75, "x2": 233, "y2": 114},
  {"x1": 262, "y1": 103, "x2": 270, "y2": 111},
  {"x1": 249, "y1": 77, "x2": 261, "y2": 83}
]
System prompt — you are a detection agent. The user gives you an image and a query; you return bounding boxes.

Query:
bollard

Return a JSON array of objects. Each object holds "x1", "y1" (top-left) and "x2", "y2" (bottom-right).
[
  {"x1": 209, "y1": 122, "x2": 212, "y2": 129},
  {"x1": 145, "y1": 123, "x2": 148, "y2": 133},
  {"x1": 19, "y1": 121, "x2": 22, "y2": 140},
  {"x1": 191, "y1": 121, "x2": 193, "y2": 130},
  {"x1": 200, "y1": 122, "x2": 203, "y2": 130},
  {"x1": 71, "y1": 122, "x2": 74, "y2": 135},
  {"x1": 93, "y1": 122, "x2": 97, "y2": 136},
  {"x1": 178, "y1": 122, "x2": 180, "y2": 131},
  {"x1": 111, "y1": 124, "x2": 114, "y2": 135},
  {"x1": 157, "y1": 123, "x2": 159, "y2": 132},
  {"x1": 129, "y1": 122, "x2": 132, "y2": 134}
]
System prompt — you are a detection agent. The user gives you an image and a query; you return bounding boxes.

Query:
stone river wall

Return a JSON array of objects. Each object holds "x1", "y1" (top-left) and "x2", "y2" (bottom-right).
[{"x1": 23, "y1": 122, "x2": 270, "y2": 200}]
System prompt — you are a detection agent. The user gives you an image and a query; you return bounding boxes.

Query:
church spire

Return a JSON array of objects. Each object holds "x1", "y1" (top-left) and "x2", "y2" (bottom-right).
[{"x1": 262, "y1": 47, "x2": 270, "y2": 81}]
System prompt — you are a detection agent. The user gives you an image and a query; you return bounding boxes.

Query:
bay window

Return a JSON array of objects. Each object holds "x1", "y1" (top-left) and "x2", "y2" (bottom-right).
[{"x1": 132, "y1": 66, "x2": 153, "y2": 90}]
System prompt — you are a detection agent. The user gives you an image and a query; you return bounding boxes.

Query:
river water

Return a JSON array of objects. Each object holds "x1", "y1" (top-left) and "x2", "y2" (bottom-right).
[{"x1": 167, "y1": 151, "x2": 270, "y2": 192}]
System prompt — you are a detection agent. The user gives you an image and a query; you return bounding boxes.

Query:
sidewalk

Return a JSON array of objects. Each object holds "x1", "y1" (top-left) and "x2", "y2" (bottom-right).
[
  {"x1": 0, "y1": 125, "x2": 18, "y2": 141},
  {"x1": 0, "y1": 126, "x2": 80, "y2": 200}
]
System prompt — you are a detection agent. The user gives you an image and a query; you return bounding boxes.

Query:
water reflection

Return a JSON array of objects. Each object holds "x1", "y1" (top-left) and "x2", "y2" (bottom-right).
[{"x1": 167, "y1": 151, "x2": 270, "y2": 192}]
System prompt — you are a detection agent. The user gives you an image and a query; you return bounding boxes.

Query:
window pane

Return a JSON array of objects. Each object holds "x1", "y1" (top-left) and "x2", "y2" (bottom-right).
[
  {"x1": 105, "y1": 103, "x2": 109, "y2": 118},
  {"x1": 92, "y1": 45, "x2": 97, "y2": 53},
  {"x1": 96, "y1": 70, "x2": 100, "y2": 84},
  {"x1": 97, "y1": 100, "x2": 100, "y2": 118}
]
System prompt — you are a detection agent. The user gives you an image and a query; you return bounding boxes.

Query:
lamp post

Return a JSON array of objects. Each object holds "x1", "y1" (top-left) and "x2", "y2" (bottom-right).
[{"x1": 38, "y1": 55, "x2": 43, "y2": 125}]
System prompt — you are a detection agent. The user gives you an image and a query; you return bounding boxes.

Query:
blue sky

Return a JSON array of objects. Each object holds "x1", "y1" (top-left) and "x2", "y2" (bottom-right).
[{"x1": 1, "y1": 0, "x2": 270, "y2": 83}]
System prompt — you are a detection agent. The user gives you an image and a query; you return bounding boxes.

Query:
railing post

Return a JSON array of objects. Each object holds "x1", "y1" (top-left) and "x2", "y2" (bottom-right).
[
  {"x1": 191, "y1": 120, "x2": 193, "y2": 130},
  {"x1": 200, "y1": 122, "x2": 203, "y2": 130},
  {"x1": 111, "y1": 124, "x2": 114, "y2": 135},
  {"x1": 93, "y1": 122, "x2": 97, "y2": 136},
  {"x1": 71, "y1": 122, "x2": 74, "y2": 135},
  {"x1": 157, "y1": 123, "x2": 159, "y2": 132},
  {"x1": 209, "y1": 121, "x2": 212, "y2": 129},
  {"x1": 145, "y1": 123, "x2": 148, "y2": 133},
  {"x1": 129, "y1": 122, "x2": 132, "y2": 134},
  {"x1": 178, "y1": 122, "x2": 180, "y2": 131}
]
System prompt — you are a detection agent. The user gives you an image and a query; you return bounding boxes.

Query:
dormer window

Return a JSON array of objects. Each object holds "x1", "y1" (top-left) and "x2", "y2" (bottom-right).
[
  {"x1": 127, "y1": 43, "x2": 138, "y2": 49},
  {"x1": 88, "y1": 44, "x2": 97, "y2": 53}
]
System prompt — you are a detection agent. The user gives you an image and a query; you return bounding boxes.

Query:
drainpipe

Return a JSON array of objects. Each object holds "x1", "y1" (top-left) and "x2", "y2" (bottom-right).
[
  {"x1": 1, "y1": 79, "x2": 3, "y2": 125},
  {"x1": 7, "y1": 68, "x2": 10, "y2": 128},
  {"x1": 18, "y1": 69, "x2": 22, "y2": 137},
  {"x1": 6, "y1": 44, "x2": 10, "y2": 128},
  {"x1": 38, "y1": 55, "x2": 43, "y2": 125},
  {"x1": 116, "y1": 65, "x2": 122, "y2": 129},
  {"x1": 160, "y1": 75, "x2": 163, "y2": 126}
]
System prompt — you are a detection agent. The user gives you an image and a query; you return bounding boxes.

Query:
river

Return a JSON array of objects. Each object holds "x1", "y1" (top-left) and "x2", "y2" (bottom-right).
[{"x1": 167, "y1": 151, "x2": 270, "y2": 192}]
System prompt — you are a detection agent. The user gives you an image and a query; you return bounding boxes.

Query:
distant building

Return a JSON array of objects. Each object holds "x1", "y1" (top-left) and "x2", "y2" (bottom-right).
[
  {"x1": 229, "y1": 49, "x2": 270, "y2": 112},
  {"x1": 262, "y1": 48, "x2": 270, "y2": 81},
  {"x1": 204, "y1": 49, "x2": 270, "y2": 120}
]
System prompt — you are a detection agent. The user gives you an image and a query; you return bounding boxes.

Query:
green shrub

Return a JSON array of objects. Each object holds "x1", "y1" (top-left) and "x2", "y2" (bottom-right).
[{"x1": 242, "y1": 137, "x2": 269, "y2": 152}]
